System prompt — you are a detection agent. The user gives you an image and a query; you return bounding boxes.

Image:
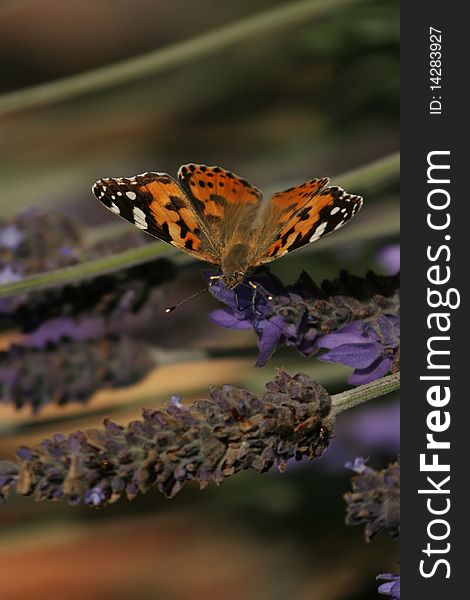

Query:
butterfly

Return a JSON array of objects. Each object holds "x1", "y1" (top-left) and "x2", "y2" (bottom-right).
[{"x1": 92, "y1": 164, "x2": 363, "y2": 289}]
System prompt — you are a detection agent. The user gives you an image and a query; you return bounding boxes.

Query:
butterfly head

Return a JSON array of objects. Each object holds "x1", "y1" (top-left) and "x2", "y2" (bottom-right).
[{"x1": 220, "y1": 271, "x2": 247, "y2": 289}]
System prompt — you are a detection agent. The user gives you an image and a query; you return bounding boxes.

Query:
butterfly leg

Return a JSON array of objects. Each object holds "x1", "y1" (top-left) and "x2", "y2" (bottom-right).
[
  {"x1": 234, "y1": 286, "x2": 243, "y2": 311},
  {"x1": 208, "y1": 274, "x2": 246, "y2": 310},
  {"x1": 246, "y1": 280, "x2": 273, "y2": 316},
  {"x1": 234, "y1": 283, "x2": 257, "y2": 313}
]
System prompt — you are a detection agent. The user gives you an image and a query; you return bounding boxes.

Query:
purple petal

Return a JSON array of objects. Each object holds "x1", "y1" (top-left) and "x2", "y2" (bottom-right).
[
  {"x1": 206, "y1": 278, "x2": 238, "y2": 309},
  {"x1": 255, "y1": 316, "x2": 285, "y2": 367},
  {"x1": 319, "y1": 342, "x2": 383, "y2": 368},
  {"x1": 378, "y1": 582, "x2": 396, "y2": 595},
  {"x1": 284, "y1": 323, "x2": 298, "y2": 338},
  {"x1": 0, "y1": 266, "x2": 22, "y2": 284},
  {"x1": 16, "y1": 446, "x2": 33, "y2": 461},
  {"x1": 0, "y1": 225, "x2": 24, "y2": 250},
  {"x1": 377, "y1": 244, "x2": 400, "y2": 275},
  {"x1": 374, "y1": 315, "x2": 399, "y2": 346},
  {"x1": 84, "y1": 485, "x2": 107, "y2": 507},
  {"x1": 349, "y1": 355, "x2": 394, "y2": 385},
  {"x1": 319, "y1": 323, "x2": 368, "y2": 349},
  {"x1": 377, "y1": 574, "x2": 400, "y2": 599},
  {"x1": 170, "y1": 395, "x2": 183, "y2": 408},
  {"x1": 297, "y1": 337, "x2": 318, "y2": 356},
  {"x1": 25, "y1": 316, "x2": 104, "y2": 347},
  {"x1": 346, "y1": 401, "x2": 400, "y2": 451},
  {"x1": 209, "y1": 309, "x2": 252, "y2": 330},
  {"x1": 345, "y1": 457, "x2": 368, "y2": 474}
]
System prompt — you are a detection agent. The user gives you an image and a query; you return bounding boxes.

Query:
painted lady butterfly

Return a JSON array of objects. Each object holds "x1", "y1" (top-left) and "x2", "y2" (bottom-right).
[{"x1": 92, "y1": 164, "x2": 363, "y2": 288}]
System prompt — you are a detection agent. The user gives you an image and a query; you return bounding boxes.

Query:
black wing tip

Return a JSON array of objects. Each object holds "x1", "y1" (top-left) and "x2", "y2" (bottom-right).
[
  {"x1": 91, "y1": 179, "x2": 106, "y2": 199},
  {"x1": 328, "y1": 186, "x2": 363, "y2": 206}
]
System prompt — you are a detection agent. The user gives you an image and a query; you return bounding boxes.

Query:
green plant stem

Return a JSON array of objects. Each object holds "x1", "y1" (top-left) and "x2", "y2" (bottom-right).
[
  {"x1": 265, "y1": 152, "x2": 399, "y2": 198},
  {"x1": 331, "y1": 372, "x2": 400, "y2": 416},
  {"x1": 0, "y1": 151, "x2": 399, "y2": 298},
  {"x1": 0, "y1": 0, "x2": 360, "y2": 115},
  {"x1": 0, "y1": 241, "x2": 173, "y2": 298},
  {"x1": 335, "y1": 152, "x2": 400, "y2": 191}
]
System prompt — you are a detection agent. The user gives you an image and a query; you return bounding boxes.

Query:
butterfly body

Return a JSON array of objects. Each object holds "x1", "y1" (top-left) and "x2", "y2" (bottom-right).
[
  {"x1": 92, "y1": 164, "x2": 363, "y2": 288},
  {"x1": 217, "y1": 242, "x2": 252, "y2": 288}
]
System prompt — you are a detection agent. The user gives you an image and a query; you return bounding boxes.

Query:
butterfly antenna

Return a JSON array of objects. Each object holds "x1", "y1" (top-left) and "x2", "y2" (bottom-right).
[{"x1": 164, "y1": 286, "x2": 209, "y2": 313}]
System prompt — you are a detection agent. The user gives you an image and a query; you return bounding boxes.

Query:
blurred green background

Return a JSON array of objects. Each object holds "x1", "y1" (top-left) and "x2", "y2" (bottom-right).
[{"x1": 0, "y1": 0, "x2": 399, "y2": 598}]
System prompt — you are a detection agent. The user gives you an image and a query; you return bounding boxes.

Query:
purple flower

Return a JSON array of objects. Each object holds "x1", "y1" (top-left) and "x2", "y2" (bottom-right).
[
  {"x1": 24, "y1": 316, "x2": 104, "y2": 347},
  {"x1": 208, "y1": 271, "x2": 289, "y2": 366},
  {"x1": 377, "y1": 573, "x2": 400, "y2": 598},
  {"x1": 16, "y1": 446, "x2": 33, "y2": 460},
  {"x1": 377, "y1": 244, "x2": 400, "y2": 275},
  {"x1": 318, "y1": 315, "x2": 400, "y2": 384},
  {"x1": 345, "y1": 456, "x2": 368, "y2": 474},
  {"x1": 84, "y1": 484, "x2": 107, "y2": 507},
  {"x1": 208, "y1": 269, "x2": 400, "y2": 369},
  {"x1": 0, "y1": 336, "x2": 155, "y2": 413},
  {"x1": 0, "y1": 266, "x2": 22, "y2": 284},
  {"x1": 0, "y1": 224, "x2": 24, "y2": 250},
  {"x1": 344, "y1": 457, "x2": 400, "y2": 541},
  {"x1": 170, "y1": 394, "x2": 186, "y2": 410},
  {"x1": 0, "y1": 255, "x2": 176, "y2": 334}
]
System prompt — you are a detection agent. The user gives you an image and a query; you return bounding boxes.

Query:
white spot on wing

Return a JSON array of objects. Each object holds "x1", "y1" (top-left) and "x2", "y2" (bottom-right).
[
  {"x1": 309, "y1": 221, "x2": 328, "y2": 243},
  {"x1": 133, "y1": 206, "x2": 148, "y2": 230},
  {"x1": 110, "y1": 202, "x2": 120, "y2": 215},
  {"x1": 126, "y1": 191, "x2": 137, "y2": 200},
  {"x1": 330, "y1": 206, "x2": 340, "y2": 215}
]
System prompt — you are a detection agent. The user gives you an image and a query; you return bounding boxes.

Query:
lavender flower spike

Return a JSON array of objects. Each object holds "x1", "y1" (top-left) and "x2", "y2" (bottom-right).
[
  {"x1": 344, "y1": 458, "x2": 400, "y2": 541},
  {"x1": 1, "y1": 370, "x2": 333, "y2": 507}
]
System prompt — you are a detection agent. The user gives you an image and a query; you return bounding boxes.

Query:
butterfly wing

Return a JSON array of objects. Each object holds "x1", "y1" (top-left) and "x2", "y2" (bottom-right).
[
  {"x1": 252, "y1": 181, "x2": 363, "y2": 264},
  {"x1": 178, "y1": 164, "x2": 263, "y2": 250},
  {"x1": 93, "y1": 167, "x2": 363, "y2": 272},
  {"x1": 92, "y1": 171, "x2": 219, "y2": 263}
]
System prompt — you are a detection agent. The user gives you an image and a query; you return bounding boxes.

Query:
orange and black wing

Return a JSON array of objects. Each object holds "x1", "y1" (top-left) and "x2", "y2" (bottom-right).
[
  {"x1": 253, "y1": 180, "x2": 363, "y2": 264},
  {"x1": 92, "y1": 171, "x2": 219, "y2": 263},
  {"x1": 178, "y1": 163, "x2": 263, "y2": 248}
]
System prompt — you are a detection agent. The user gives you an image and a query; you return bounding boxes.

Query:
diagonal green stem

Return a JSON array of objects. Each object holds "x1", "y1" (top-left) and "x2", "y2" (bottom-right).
[
  {"x1": 331, "y1": 372, "x2": 400, "y2": 416},
  {"x1": 0, "y1": 0, "x2": 361, "y2": 115},
  {"x1": 334, "y1": 152, "x2": 400, "y2": 191},
  {"x1": 264, "y1": 152, "x2": 399, "y2": 198},
  {"x1": 0, "y1": 241, "x2": 174, "y2": 298}
]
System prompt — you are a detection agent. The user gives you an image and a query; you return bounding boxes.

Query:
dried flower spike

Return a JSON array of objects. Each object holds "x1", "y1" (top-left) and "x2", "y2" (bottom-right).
[
  {"x1": 344, "y1": 457, "x2": 400, "y2": 541},
  {"x1": 0, "y1": 336, "x2": 156, "y2": 413},
  {"x1": 1, "y1": 370, "x2": 333, "y2": 507}
]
